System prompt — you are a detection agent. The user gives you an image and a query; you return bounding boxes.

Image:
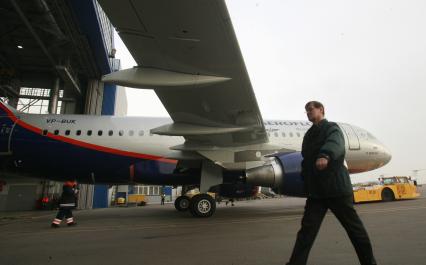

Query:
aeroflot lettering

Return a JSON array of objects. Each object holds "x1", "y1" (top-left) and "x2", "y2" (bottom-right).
[
  {"x1": 264, "y1": 121, "x2": 311, "y2": 126},
  {"x1": 46, "y1": 119, "x2": 76, "y2": 124}
]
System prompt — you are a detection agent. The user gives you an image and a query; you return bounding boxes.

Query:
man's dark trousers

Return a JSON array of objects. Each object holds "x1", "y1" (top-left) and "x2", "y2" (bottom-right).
[
  {"x1": 56, "y1": 207, "x2": 73, "y2": 220},
  {"x1": 287, "y1": 196, "x2": 377, "y2": 265}
]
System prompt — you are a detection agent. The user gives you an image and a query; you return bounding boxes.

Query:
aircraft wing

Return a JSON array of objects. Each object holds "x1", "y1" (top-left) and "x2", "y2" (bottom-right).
[{"x1": 99, "y1": 0, "x2": 281, "y2": 167}]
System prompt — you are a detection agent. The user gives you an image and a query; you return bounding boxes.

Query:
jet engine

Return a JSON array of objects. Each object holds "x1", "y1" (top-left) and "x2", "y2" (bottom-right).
[{"x1": 245, "y1": 152, "x2": 307, "y2": 197}]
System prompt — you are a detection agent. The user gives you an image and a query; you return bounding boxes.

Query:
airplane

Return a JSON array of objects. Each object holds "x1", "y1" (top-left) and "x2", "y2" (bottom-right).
[
  {"x1": 0, "y1": 0, "x2": 392, "y2": 217},
  {"x1": 0, "y1": 102, "x2": 391, "y2": 217}
]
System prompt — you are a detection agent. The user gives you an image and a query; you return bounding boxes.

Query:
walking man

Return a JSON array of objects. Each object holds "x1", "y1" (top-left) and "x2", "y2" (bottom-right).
[
  {"x1": 51, "y1": 181, "x2": 78, "y2": 228},
  {"x1": 161, "y1": 193, "x2": 165, "y2": 205},
  {"x1": 286, "y1": 101, "x2": 377, "y2": 265}
]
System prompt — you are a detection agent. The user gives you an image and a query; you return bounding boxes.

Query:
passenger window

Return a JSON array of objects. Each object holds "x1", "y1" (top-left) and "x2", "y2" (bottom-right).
[
  {"x1": 108, "y1": 130, "x2": 113, "y2": 136},
  {"x1": 76, "y1": 130, "x2": 81, "y2": 136},
  {"x1": 42, "y1": 129, "x2": 48, "y2": 136},
  {"x1": 274, "y1": 132, "x2": 278, "y2": 137},
  {"x1": 296, "y1": 132, "x2": 300, "y2": 137},
  {"x1": 129, "y1": 130, "x2": 134, "y2": 136},
  {"x1": 138, "y1": 130, "x2": 144, "y2": 136},
  {"x1": 65, "y1": 130, "x2": 70, "y2": 136},
  {"x1": 87, "y1": 130, "x2": 92, "y2": 136},
  {"x1": 119, "y1": 130, "x2": 124, "y2": 136},
  {"x1": 98, "y1": 130, "x2": 103, "y2": 136},
  {"x1": 282, "y1": 132, "x2": 286, "y2": 137},
  {"x1": 54, "y1": 130, "x2": 59, "y2": 135},
  {"x1": 289, "y1": 132, "x2": 293, "y2": 137}
]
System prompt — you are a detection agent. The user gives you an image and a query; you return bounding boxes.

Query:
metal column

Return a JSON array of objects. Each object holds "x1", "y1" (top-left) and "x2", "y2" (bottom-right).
[{"x1": 49, "y1": 77, "x2": 60, "y2": 114}]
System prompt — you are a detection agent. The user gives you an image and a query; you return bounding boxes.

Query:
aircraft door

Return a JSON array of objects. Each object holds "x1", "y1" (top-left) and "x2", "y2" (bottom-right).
[
  {"x1": 339, "y1": 124, "x2": 360, "y2": 150},
  {"x1": 0, "y1": 117, "x2": 15, "y2": 154}
]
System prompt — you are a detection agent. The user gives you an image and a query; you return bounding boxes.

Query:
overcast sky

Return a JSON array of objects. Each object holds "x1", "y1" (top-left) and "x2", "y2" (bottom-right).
[{"x1": 114, "y1": 0, "x2": 426, "y2": 183}]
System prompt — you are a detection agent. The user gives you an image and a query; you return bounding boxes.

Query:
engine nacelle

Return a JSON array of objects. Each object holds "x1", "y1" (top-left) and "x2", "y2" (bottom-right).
[{"x1": 245, "y1": 152, "x2": 307, "y2": 197}]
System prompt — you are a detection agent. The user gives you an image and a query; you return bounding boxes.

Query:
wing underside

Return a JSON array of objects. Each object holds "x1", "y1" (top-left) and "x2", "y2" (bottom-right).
[{"x1": 98, "y1": 0, "x2": 280, "y2": 167}]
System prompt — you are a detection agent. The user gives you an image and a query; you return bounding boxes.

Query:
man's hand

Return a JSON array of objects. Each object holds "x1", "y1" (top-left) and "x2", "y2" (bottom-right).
[{"x1": 316, "y1": 157, "x2": 329, "y2": 171}]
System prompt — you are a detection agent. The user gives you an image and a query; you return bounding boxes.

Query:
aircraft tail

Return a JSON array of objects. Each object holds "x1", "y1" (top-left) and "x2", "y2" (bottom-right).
[{"x1": 0, "y1": 100, "x2": 18, "y2": 118}]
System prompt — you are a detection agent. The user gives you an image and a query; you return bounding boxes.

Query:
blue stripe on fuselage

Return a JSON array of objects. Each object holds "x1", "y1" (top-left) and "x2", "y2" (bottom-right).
[{"x1": 6, "y1": 122, "x2": 198, "y2": 185}]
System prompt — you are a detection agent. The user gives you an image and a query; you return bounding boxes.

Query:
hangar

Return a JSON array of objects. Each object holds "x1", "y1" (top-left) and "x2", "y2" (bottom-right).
[{"x1": 0, "y1": 0, "x2": 127, "y2": 211}]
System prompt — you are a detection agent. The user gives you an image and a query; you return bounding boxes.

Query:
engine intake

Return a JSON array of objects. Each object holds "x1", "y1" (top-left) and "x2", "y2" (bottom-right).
[{"x1": 245, "y1": 152, "x2": 307, "y2": 197}]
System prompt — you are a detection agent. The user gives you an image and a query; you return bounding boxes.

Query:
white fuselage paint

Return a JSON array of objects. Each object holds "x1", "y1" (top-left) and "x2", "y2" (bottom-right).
[{"x1": 19, "y1": 113, "x2": 392, "y2": 174}]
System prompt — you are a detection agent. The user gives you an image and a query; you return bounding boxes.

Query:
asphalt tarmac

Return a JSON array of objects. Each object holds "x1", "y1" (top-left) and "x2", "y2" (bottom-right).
[{"x1": 1, "y1": 187, "x2": 425, "y2": 265}]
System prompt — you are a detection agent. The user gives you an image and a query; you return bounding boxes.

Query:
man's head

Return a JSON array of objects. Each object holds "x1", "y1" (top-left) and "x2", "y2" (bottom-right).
[{"x1": 305, "y1": 101, "x2": 325, "y2": 124}]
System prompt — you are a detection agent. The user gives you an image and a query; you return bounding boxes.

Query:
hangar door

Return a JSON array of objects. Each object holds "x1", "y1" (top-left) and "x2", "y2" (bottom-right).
[{"x1": 6, "y1": 185, "x2": 38, "y2": 211}]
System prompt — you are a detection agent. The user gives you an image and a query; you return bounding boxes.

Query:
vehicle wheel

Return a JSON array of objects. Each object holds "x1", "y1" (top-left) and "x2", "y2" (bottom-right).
[
  {"x1": 174, "y1": 196, "x2": 190, "y2": 211},
  {"x1": 189, "y1": 194, "x2": 216, "y2": 217},
  {"x1": 381, "y1": 188, "x2": 395, "y2": 202}
]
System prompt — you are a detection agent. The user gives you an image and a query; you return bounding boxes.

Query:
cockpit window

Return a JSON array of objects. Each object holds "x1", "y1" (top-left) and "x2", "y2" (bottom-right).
[{"x1": 367, "y1": 132, "x2": 377, "y2": 140}]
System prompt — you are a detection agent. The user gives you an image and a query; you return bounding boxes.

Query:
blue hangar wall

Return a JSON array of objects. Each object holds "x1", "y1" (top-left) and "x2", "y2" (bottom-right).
[{"x1": 68, "y1": 0, "x2": 117, "y2": 208}]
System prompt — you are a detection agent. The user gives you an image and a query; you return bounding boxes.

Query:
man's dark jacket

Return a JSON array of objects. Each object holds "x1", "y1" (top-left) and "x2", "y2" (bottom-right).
[{"x1": 301, "y1": 119, "x2": 353, "y2": 198}]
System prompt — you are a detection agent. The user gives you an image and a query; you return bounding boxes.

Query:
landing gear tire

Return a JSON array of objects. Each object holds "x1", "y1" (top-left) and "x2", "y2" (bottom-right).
[
  {"x1": 189, "y1": 194, "x2": 216, "y2": 218},
  {"x1": 174, "y1": 196, "x2": 190, "y2": 211},
  {"x1": 381, "y1": 188, "x2": 395, "y2": 202}
]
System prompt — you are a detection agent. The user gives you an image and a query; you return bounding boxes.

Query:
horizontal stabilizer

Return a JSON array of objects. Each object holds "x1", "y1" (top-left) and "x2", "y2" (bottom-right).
[
  {"x1": 150, "y1": 123, "x2": 250, "y2": 136},
  {"x1": 102, "y1": 67, "x2": 231, "y2": 89}
]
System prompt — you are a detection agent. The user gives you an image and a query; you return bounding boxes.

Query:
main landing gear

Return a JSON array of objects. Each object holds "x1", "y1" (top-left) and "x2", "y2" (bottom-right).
[
  {"x1": 174, "y1": 193, "x2": 216, "y2": 218},
  {"x1": 174, "y1": 195, "x2": 190, "y2": 211},
  {"x1": 174, "y1": 160, "x2": 222, "y2": 218}
]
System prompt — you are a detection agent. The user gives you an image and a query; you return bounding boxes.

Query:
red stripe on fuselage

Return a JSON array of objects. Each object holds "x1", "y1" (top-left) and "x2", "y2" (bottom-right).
[
  {"x1": 0, "y1": 103, "x2": 17, "y2": 122},
  {"x1": 1, "y1": 103, "x2": 176, "y2": 164}
]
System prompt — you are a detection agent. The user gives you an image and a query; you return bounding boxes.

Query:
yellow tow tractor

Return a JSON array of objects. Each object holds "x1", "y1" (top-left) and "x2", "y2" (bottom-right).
[{"x1": 353, "y1": 176, "x2": 420, "y2": 203}]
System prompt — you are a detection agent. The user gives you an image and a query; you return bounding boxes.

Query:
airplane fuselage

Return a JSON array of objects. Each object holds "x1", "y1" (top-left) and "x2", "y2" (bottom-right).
[{"x1": 0, "y1": 108, "x2": 391, "y2": 186}]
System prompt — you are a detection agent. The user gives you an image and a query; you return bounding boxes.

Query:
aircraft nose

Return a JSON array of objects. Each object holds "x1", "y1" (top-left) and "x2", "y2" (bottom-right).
[{"x1": 381, "y1": 145, "x2": 392, "y2": 165}]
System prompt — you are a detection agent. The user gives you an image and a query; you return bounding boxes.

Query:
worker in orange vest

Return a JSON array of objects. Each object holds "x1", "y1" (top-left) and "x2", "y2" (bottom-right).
[{"x1": 51, "y1": 181, "x2": 78, "y2": 228}]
